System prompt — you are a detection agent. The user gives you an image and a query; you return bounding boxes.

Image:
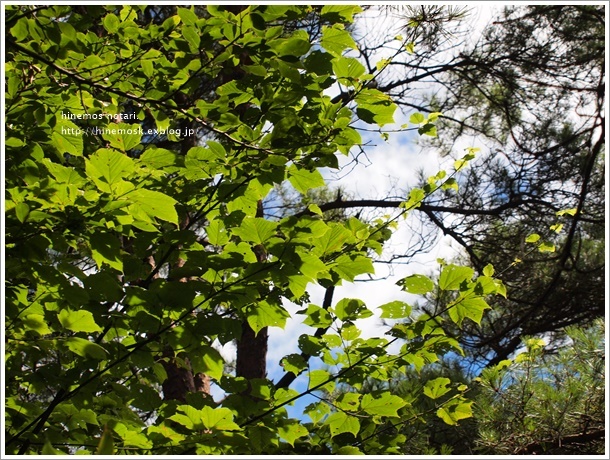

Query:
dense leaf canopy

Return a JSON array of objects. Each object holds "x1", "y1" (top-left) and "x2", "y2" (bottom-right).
[
  {"x1": 3, "y1": 3, "x2": 605, "y2": 456},
  {"x1": 4, "y1": 4, "x2": 505, "y2": 455}
]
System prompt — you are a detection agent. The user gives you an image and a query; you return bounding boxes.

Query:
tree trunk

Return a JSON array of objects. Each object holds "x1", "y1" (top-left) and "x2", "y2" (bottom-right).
[{"x1": 236, "y1": 200, "x2": 269, "y2": 385}]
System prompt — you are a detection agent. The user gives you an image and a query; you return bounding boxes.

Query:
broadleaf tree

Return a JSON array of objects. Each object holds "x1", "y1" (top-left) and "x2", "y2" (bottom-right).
[{"x1": 1, "y1": 3, "x2": 568, "y2": 456}]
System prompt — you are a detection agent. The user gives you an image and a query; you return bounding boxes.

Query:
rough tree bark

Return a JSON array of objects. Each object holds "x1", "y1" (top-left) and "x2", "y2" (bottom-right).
[{"x1": 236, "y1": 200, "x2": 269, "y2": 385}]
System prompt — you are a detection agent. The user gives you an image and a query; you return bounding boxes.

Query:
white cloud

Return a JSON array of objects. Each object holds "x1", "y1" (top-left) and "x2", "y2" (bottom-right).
[{"x1": 266, "y1": 3, "x2": 502, "y2": 395}]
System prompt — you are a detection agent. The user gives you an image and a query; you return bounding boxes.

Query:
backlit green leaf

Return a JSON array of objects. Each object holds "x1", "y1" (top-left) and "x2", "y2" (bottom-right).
[
  {"x1": 280, "y1": 354, "x2": 307, "y2": 375},
  {"x1": 288, "y1": 165, "x2": 325, "y2": 194},
  {"x1": 439, "y1": 264, "x2": 474, "y2": 291},
  {"x1": 360, "y1": 392, "x2": 406, "y2": 416},
  {"x1": 59, "y1": 309, "x2": 103, "y2": 333},
  {"x1": 127, "y1": 188, "x2": 178, "y2": 225},
  {"x1": 449, "y1": 296, "x2": 490, "y2": 326},
  {"x1": 200, "y1": 406, "x2": 241, "y2": 431},
  {"x1": 52, "y1": 120, "x2": 84, "y2": 156},
  {"x1": 436, "y1": 400, "x2": 473, "y2": 425},
  {"x1": 379, "y1": 300, "x2": 412, "y2": 319},
  {"x1": 206, "y1": 219, "x2": 229, "y2": 246},
  {"x1": 246, "y1": 300, "x2": 290, "y2": 334},
  {"x1": 423, "y1": 377, "x2": 451, "y2": 399},
  {"x1": 191, "y1": 345, "x2": 225, "y2": 381},
  {"x1": 333, "y1": 254, "x2": 374, "y2": 282},
  {"x1": 96, "y1": 426, "x2": 115, "y2": 455},
  {"x1": 297, "y1": 304, "x2": 333, "y2": 328},
  {"x1": 327, "y1": 412, "x2": 360, "y2": 438},
  {"x1": 103, "y1": 14, "x2": 120, "y2": 33},
  {"x1": 321, "y1": 25, "x2": 356, "y2": 57},
  {"x1": 65, "y1": 337, "x2": 107, "y2": 359},
  {"x1": 102, "y1": 123, "x2": 142, "y2": 152},
  {"x1": 334, "y1": 298, "x2": 371, "y2": 321},
  {"x1": 409, "y1": 112, "x2": 425, "y2": 124},
  {"x1": 23, "y1": 314, "x2": 51, "y2": 335},
  {"x1": 86, "y1": 148, "x2": 135, "y2": 190},
  {"x1": 332, "y1": 56, "x2": 366, "y2": 81},
  {"x1": 398, "y1": 274, "x2": 434, "y2": 294},
  {"x1": 320, "y1": 5, "x2": 362, "y2": 23},
  {"x1": 277, "y1": 420, "x2": 308, "y2": 446},
  {"x1": 90, "y1": 232, "x2": 123, "y2": 272}
]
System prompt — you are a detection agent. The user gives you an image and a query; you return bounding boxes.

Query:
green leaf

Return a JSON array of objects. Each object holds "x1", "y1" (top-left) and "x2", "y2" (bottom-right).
[
  {"x1": 280, "y1": 353, "x2": 307, "y2": 375},
  {"x1": 287, "y1": 164, "x2": 325, "y2": 194},
  {"x1": 103, "y1": 14, "x2": 120, "y2": 33},
  {"x1": 525, "y1": 233, "x2": 540, "y2": 243},
  {"x1": 191, "y1": 345, "x2": 224, "y2": 381},
  {"x1": 334, "y1": 298, "x2": 371, "y2": 321},
  {"x1": 52, "y1": 120, "x2": 84, "y2": 156},
  {"x1": 436, "y1": 400, "x2": 473, "y2": 426},
  {"x1": 86, "y1": 148, "x2": 135, "y2": 191},
  {"x1": 449, "y1": 296, "x2": 490, "y2": 326},
  {"x1": 321, "y1": 25, "x2": 356, "y2": 57},
  {"x1": 360, "y1": 392, "x2": 406, "y2": 416},
  {"x1": 439, "y1": 264, "x2": 474, "y2": 291},
  {"x1": 277, "y1": 420, "x2": 308, "y2": 446},
  {"x1": 139, "y1": 147, "x2": 178, "y2": 168},
  {"x1": 169, "y1": 413, "x2": 196, "y2": 430},
  {"x1": 90, "y1": 232, "x2": 123, "y2": 272},
  {"x1": 379, "y1": 300, "x2": 411, "y2": 319},
  {"x1": 423, "y1": 377, "x2": 451, "y2": 399},
  {"x1": 183, "y1": 25, "x2": 200, "y2": 49},
  {"x1": 200, "y1": 406, "x2": 241, "y2": 431},
  {"x1": 233, "y1": 217, "x2": 277, "y2": 245},
  {"x1": 177, "y1": 7, "x2": 198, "y2": 26},
  {"x1": 314, "y1": 224, "x2": 353, "y2": 256},
  {"x1": 539, "y1": 241, "x2": 555, "y2": 253},
  {"x1": 308, "y1": 369, "x2": 332, "y2": 389},
  {"x1": 296, "y1": 253, "x2": 327, "y2": 279},
  {"x1": 306, "y1": 402, "x2": 330, "y2": 424},
  {"x1": 184, "y1": 145, "x2": 224, "y2": 179},
  {"x1": 355, "y1": 88, "x2": 397, "y2": 126},
  {"x1": 297, "y1": 304, "x2": 333, "y2": 328},
  {"x1": 326, "y1": 412, "x2": 360, "y2": 438},
  {"x1": 320, "y1": 5, "x2": 362, "y2": 23},
  {"x1": 278, "y1": 37, "x2": 311, "y2": 57},
  {"x1": 96, "y1": 426, "x2": 115, "y2": 455},
  {"x1": 441, "y1": 177, "x2": 459, "y2": 191},
  {"x1": 550, "y1": 223, "x2": 563, "y2": 233},
  {"x1": 127, "y1": 188, "x2": 178, "y2": 225},
  {"x1": 482, "y1": 264, "x2": 495, "y2": 277},
  {"x1": 23, "y1": 314, "x2": 52, "y2": 335},
  {"x1": 335, "y1": 392, "x2": 361, "y2": 411},
  {"x1": 418, "y1": 123, "x2": 437, "y2": 137},
  {"x1": 454, "y1": 151, "x2": 476, "y2": 171},
  {"x1": 65, "y1": 337, "x2": 108, "y2": 359},
  {"x1": 336, "y1": 446, "x2": 364, "y2": 455},
  {"x1": 409, "y1": 112, "x2": 425, "y2": 124},
  {"x1": 15, "y1": 202, "x2": 30, "y2": 223},
  {"x1": 42, "y1": 439, "x2": 65, "y2": 455},
  {"x1": 114, "y1": 422, "x2": 153, "y2": 449},
  {"x1": 333, "y1": 254, "x2": 374, "y2": 282},
  {"x1": 102, "y1": 123, "x2": 142, "y2": 152},
  {"x1": 398, "y1": 274, "x2": 434, "y2": 294},
  {"x1": 332, "y1": 56, "x2": 366, "y2": 81},
  {"x1": 246, "y1": 300, "x2": 290, "y2": 334},
  {"x1": 10, "y1": 18, "x2": 29, "y2": 41},
  {"x1": 206, "y1": 219, "x2": 229, "y2": 246},
  {"x1": 59, "y1": 309, "x2": 103, "y2": 333}
]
